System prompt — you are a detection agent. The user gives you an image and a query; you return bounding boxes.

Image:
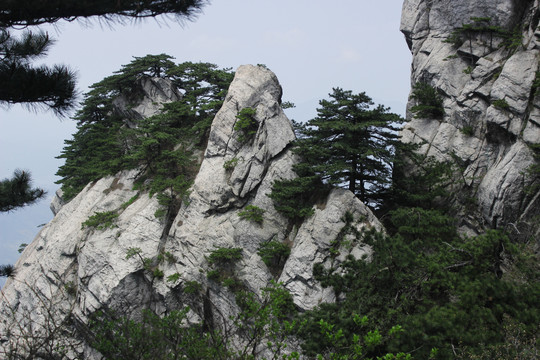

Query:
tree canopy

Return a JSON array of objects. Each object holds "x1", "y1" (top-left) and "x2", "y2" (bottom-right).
[
  {"x1": 55, "y1": 54, "x2": 234, "y2": 201},
  {"x1": 0, "y1": 29, "x2": 77, "y2": 116},
  {"x1": 272, "y1": 87, "x2": 403, "y2": 214},
  {"x1": 0, "y1": 0, "x2": 208, "y2": 214},
  {"x1": 0, "y1": 169, "x2": 44, "y2": 212},
  {"x1": 0, "y1": 0, "x2": 208, "y2": 27}
]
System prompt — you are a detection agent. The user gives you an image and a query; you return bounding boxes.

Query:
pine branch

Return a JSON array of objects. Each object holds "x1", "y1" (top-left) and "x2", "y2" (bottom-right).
[{"x1": 0, "y1": 0, "x2": 208, "y2": 27}]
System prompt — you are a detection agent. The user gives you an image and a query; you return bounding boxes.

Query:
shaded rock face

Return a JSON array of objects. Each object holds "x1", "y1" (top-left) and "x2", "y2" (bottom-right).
[
  {"x1": 0, "y1": 65, "x2": 382, "y2": 358},
  {"x1": 401, "y1": 0, "x2": 540, "y2": 233},
  {"x1": 113, "y1": 76, "x2": 183, "y2": 121}
]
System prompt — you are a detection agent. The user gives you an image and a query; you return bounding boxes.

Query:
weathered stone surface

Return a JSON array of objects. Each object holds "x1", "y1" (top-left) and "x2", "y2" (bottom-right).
[
  {"x1": 279, "y1": 188, "x2": 382, "y2": 310},
  {"x1": 401, "y1": 0, "x2": 540, "y2": 230},
  {"x1": 50, "y1": 188, "x2": 65, "y2": 215},
  {"x1": 0, "y1": 65, "x2": 383, "y2": 358},
  {"x1": 113, "y1": 76, "x2": 183, "y2": 121}
]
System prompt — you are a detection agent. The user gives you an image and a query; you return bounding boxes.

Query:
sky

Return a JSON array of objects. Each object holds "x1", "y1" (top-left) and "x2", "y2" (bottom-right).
[{"x1": 0, "y1": 0, "x2": 412, "y2": 284}]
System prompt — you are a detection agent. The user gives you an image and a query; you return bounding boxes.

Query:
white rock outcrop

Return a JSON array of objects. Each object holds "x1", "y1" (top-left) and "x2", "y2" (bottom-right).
[
  {"x1": 401, "y1": 0, "x2": 540, "y2": 232},
  {"x1": 0, "y1": 65, "x2": 382, "y2": 358}
]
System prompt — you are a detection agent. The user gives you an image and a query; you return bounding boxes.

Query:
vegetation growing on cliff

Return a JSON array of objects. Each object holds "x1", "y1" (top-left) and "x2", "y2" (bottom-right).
[
  {"x1": 55, "y1": 55, "x2": 234, "y2": 201},
  {"x1": 4, "y1": 54, "x2": 538, "y2": 360},
  {"x1": 270, "y1": 87, "x2": 403, "y2": 217}
]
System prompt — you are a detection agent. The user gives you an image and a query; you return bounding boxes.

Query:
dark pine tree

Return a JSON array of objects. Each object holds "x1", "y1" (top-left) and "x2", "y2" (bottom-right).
[
  {"x1": 1, "y1": 1, "x2": 208, "y2": 212},
  {"x1": 0, "y1": 169, "x2": 45, "y2": 213},
  {"x1": 294, "y1": 87, "x2": 403, "y2": 210}
]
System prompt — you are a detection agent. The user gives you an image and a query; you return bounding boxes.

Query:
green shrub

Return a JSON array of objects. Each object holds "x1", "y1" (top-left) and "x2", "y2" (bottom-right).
[
  {"x1": 409, "y1": 82, "x2": 445, "y2": 119},
  {"x1": 18, "y1": 243, "x2": 28, "y2": 253},
  {"x1": 64, "y1": 281, "x2": 77, "y2": 296},
  {"x1": 166, "y1": 272, "x2": 181, "y2": 283},
  {"x1": 207, "y1": 247, "x2": 243, "y2": 266},
  {"x1": 257, "y1": 240, "x2": 291, "y2": 272},
  {"x1": 492, "y1": 98, "x2": 510, "y2": 110},
  {"x1": 234, "y1": 107, "x2": 258, "y2": 143},
  {"x1": 269, "y1": 176, "x2": 319, "y2": 220},
  {"x1": 223, "y1": 157, "x2": 239, "y2": 171},
  {"x1": 152, "y1": 268, "x2": 164, "y2": 279},
  {"x1": 460, "y1": 125, "x2": 474, "y2": 136},
  {"x1": 120, "y1": 193, "x2": 139, "y2": 210},
  {"x1": 238, "y1": 205, "x2": 265, "y2": 224},
  {"x1": 82, "y1": 211, "x2": 119, "y2": 230},
  {"x1": 154, "y1": 207, "x2": 167, "y2": 219},
  {"x1": 183, "y1": 280, "x2": 202, "y2": 294}
]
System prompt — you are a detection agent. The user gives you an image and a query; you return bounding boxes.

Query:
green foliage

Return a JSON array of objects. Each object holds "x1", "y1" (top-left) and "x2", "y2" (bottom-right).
[
  {"x1": 55, "y1": 115, "x2": 129, "y2": 201},
  {"x1": 328, "y1": 211, "x2": 364, "y2": 259},
  {"x1": 525, "y1": 145, "x2": 540, "y2": 195},
  {"x1": 276, "y1": 87, "x2": 403, "y2": 212},
  {"x1": 81, "y1": 211, "x2": 119, "y2": 230},
  {"x1": 302, "y1": 210, "x2": 539, "y2": 359},
  {"x1": 282, "y1": 101, "x2": 296, "y2": 109},
  {"x1": 232, "y1": 281, "x2": 300, "y2": 359},
  {"x1": 461, "y1": 125, "x2": 474, "y2": 136},
  {"x1": 295, "y1": 146, "x2": 539, "y2": 358},
  {"x1": 303, "y1": 314, "x2": 411, "y2": 360},
  {"x1": 238, "y1": 205, "x2": 265, "y2": 224},
  {"x1": 152, "y1": 268, "x2": 164, "y2": 279},
  {"x1": 223, "y1": 157, "x2": 240, "y2": 171},
  {"x1": 257, "y1": 239, "x2": 291, "y2": 274},
  {"x1": 166, "y1": 272, "x2": 181, "y2": 283},
  {"x1": 125, "y1": 247, "x2": 166, "y2": 281},
  {"x1": 207, "y1": 247, "x2": 243, "y2": 266},
  {"x1": 0, "y1": 29, "x2": 76, "y2": 116},
  {"x1": 17, "y1": 243, "x2": 28, "y2": 253},
  {"x1": 183, "y1": 280, "x2": 202, "y2": 294},
  {"x1": 0, "y1": 1, "x2": 208, "y2": 28},
  {"x1": 0, "y1": 264, "x2": 15, "y2": 278},
  {"x1": 409, "y1": 82, "x2": 445, "y2": 119},
  {"x1": 206, "y1": 269, "x2": 221, "y2": 281},
  {"x1": 0, "y1": 169, "x2": 45, "y2": 212},
  {"x1": 56, "y1": 55, "x2": 234, "y2": 201},
  {"x1": 125, "y1": 247, "x2": 143, "y2": 260},
  {"x1": 120, "y1": 193, "x2": 139, "y2": 210},
  {"x1": 86, "y1": 281, "x2": 303, "y2": 360},
  {"x1": 89, "y1": 307, "x2": 224, "y2": 360},
  {"x1": 64, "y1": 281, "x2": 77, "y2": 296},
  {"x1": 154, "y1": 207, "x2": 167, "y2": 219},
  {"x1": 501, "y1": 26, "x2": 524, "y2": 51},
  {"x1": 492, "y1": 98, "x2": 510, "y2": 110},
  {"x1": 443, "y1": 17, "x2": 517, "y2": 60},
  {"x1": 391, "y1": 153, "x2": 455, "y2": 211},
  {"x1": 234, "y1": 107, "x2": 258, "y2": 143},
  {"x1": 206, "y1": 247, "x2": 243, "y2": 286},
  {"x1": 269, "y1": 176, "x2": 320, "y2": 220}
]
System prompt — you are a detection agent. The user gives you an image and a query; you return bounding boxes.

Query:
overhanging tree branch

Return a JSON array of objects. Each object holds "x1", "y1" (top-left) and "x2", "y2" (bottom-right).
[{"x1": 0, "y1": 0, "x2": 209, "y2": 27}]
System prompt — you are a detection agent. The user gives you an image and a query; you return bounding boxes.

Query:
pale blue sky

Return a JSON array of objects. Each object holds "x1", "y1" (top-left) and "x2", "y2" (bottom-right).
[{"x1": 0, "y1": 0, "x2": 411, "y2": 282}]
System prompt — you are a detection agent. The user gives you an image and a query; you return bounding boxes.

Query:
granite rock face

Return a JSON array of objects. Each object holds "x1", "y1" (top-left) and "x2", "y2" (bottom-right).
[
  {"x1": 0, "y1": 65, "x2": 382, "y2": 358},
  {"x1": 401, "y1": 0, "x2": 540, "y2": 234}
]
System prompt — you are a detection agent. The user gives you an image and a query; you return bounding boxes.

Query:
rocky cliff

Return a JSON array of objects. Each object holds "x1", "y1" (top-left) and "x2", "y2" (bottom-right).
[
  {"x1": 401, "y1": 0, "x2": 540, "y2": 237},
  {"x1": 3, "y1": 1, "x2": 540, "y2": 357},
  {"x1": 0, "y1": 65, "x2": 381, "y2": 358}
]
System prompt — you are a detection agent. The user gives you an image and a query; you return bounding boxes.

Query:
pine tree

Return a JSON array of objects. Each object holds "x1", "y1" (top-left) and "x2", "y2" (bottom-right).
[
  {"x1": 0, "y1": 29, "x2": 76, "y2": 116},
  {"x1": 1, "y1": 1, "x2": 207, "y2": 115},
  {"x1": 55, "y1": 56, "x2": 234, "y2": 201},
  {"x1": 294, "y1": 87, "x2": 403, "y2": 210},
  {"x1": 1, "y1": 1, "x2": 208, "y2": 212},
  {"x1": 0, "y1": 169, "x2": 45, "y2": 212},
  {"x1": 0, "y1": 0, "x2": 208, "y2": 27}
]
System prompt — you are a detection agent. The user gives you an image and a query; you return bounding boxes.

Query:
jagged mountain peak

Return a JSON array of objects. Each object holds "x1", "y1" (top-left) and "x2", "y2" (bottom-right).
[{"x1": 0, "y1": 64, "x2": 381, "y2": 358}]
